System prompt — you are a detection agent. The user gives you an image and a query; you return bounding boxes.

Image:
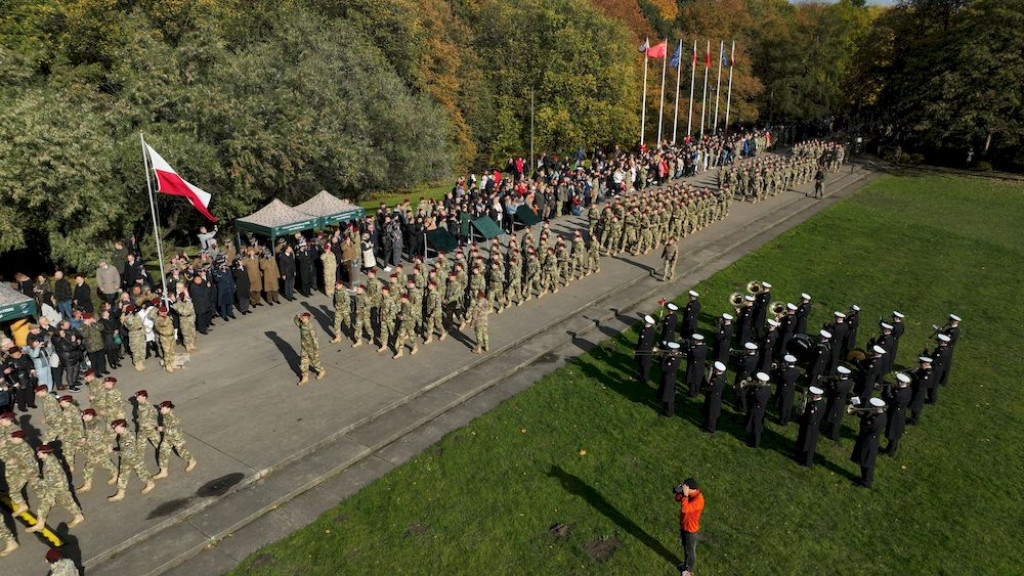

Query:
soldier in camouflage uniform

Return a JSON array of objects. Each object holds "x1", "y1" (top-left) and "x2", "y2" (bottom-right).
[
  {"x1": 134, "y1": 390, "x2": 161, "y2": 453},
  {"x1": 155, "y1": 400, "x2": 197, "y2": 477},
  {"x1": 331, "y1": 280, "x2": 351, "y2": 343},
  {"x1": 0, "y1": 509, "x2": 15, "y2": 556},
  {"x1": 38, "y1": 385, "x2": 63, "y2": 443},
  {"x1": 172, "y1": 293, "x2": 197, "y2": 352},
  {"x1": 46, "y1": 549, "x2": 79, "y2": 574},
  {"x1": 423, "y1": 281, "x2": 445, "y2": 344},
  {"x1": 570, "y1": 231, "x2": 586, "y2": 280},
  {"x1": 122, "y1": 304, "x2": 148, "y2": 371},
  {"x1": 108, "y1": 419, "x2": 156, "y2": 501},
  {"x1": 155, "y1": 306, "x2": 177, "y2": 373},
  {"x1": 77, "y1": 408, "x2": 118, "y2": 492},
  {"x1": 586, "y1": 237, "x2": 601, "y2": 275},
  {"x1": 365, "y1": 269, "x2": 382, "y2": 324},
  {"x1": 506, "y1": 251, "x2": 524, "y2": 307},
  {"x1": 524, "y1": 248, "x2": 541, "y2": 301},
  {"x1": 377, "y1": 286, "x2": 398, "y2": 353},
  {"x1": 405, "y1": 279, "x2": 424, "y2": 335},
  {"x1": 57, "y1": 395, "x2": 84, "y2": 471},
  {"x1": 351, "y1": 284, "x2": 372, "y2": 348},
  {"x1": 467, "y1": 291, "x2": 492, "y2": 354},
  {"x1": 554, "y1": 237, "x2": 570, "y2": 288},
  {"x1": 94, "y1": 376, "x2": 126, "y2": 420},
  {"x1": 294, "y1": 312, "x2": 325, "y2": 386},
  {"x1": 26, "y1": 443, "x2": 84, "y2": 532},
  {"x1": 4, "y1": 430, "x2": 37, "y2": 515},
  {"x1": 661, "y1": 236, "x2": 679, "y2": 282},
  {"x1": 392, "y1": 293, "x2": 420, "y2": 359},
  {"x1": 540, "y1": 247, "x2": 559, "y2": 296},
  {"x1": 487, "y1": 261, "x2": 506, "y2": 312},
  {"x1": 321, "y1": 246, "x2": 337, "y2": 300}
]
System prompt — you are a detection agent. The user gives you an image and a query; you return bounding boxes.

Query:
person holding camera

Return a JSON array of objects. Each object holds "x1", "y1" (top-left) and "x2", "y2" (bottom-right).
[{"x1": 673, "y1": 478, "x2": 705, "y2": 576}]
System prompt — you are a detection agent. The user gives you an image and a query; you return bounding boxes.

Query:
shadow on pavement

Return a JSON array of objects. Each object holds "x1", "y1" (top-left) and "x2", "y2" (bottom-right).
[{"x1": 264, "y1": 331, "x2": 299, "y2": 377}]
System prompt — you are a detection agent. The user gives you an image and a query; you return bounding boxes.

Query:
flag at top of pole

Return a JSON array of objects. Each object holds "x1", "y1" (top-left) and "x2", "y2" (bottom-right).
[
  {"x1": 638, "y1": 38, "x2": 650, "y2": 53},
  {"x1": 669, "y1": 42, "x2": 682, "y2": 68},
  {"x1": 646, "y1": 40, "x2": 668, "y2": 59},
  {"x1": 145, "y1": 144, "x2": 218, "y2": 222}
]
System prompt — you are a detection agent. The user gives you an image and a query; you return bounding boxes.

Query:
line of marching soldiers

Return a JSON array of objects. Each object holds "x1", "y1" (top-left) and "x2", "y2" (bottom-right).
[
  {"x1": 0, "y1": 370, "x2": 197, "y2": 558},
  {"x1": 635, "y1": 287, "x2": 961, "y2": 488}
]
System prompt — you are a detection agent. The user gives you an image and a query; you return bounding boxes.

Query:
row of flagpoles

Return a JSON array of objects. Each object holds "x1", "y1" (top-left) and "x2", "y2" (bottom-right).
[{"x1": 638, "y1": 38, "x2": 736, "y2": 147}]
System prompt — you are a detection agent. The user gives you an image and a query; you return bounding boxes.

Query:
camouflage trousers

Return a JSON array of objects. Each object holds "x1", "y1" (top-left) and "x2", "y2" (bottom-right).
[
  {"x1": 0, "y1": 514, "x2": 12, "y2": 544},
  {"x1": 474, "y1": 325, "x2": 489, "y2": 351},
  {"x1": 5, "y1": 470, "x2": 32, "y2": 510},
  {"x1": 117, "y1": 454, "x2": 152, "y2": 490},
  {"x1": 180, "y1": 320, "x2": 196, "y2": 349},
  {"x1": 394, "y1": 320, "x2": 418, "y2": 351},
  {"x1": 159, "y1": 336, "x2": 176, "y2": 372},
  {"x1": 299, "y1": 349, "x2": 323, "y2": 378},
  {"x1": 129, "y1": 334, "x2": 146, "y2": 365},
  {"x1": 36, "y1": 486, "x2": 81, "y2": 520},
  {"x1": 663, "y1": 257, "x2": 677, "y2": 281},
  {"x1": 423, "y1": 311, "x2": 443, "y2": 337},
  {"x1": 352, "y1": 312, "x2": 372, "y2": 343},
  {"x1": 333, "y1": 308, "x2": 351, "y2": 340},
  {"x1": 506, "y1": 279, "x2": 524, "y2": 303},
  {"x1": 82, "y1": 447, "x2": 118, "y2": 485},
  {"x1": 158, "y1": 435, "x2": 194, "y2": 470}
]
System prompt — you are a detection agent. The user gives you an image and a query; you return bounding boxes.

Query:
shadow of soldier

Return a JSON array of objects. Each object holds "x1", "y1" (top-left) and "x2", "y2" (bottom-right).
[
  {"x1": 546, "y1": 465, "x2": 680, "y2": 567},
  {"x1": 264, "y1": 331, "x2": 300, "y2": 378}
]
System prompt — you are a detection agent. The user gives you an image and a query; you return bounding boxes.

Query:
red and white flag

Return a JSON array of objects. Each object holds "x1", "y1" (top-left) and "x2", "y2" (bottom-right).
[{"x1": 146, "y1": 144, "x2": 218, "y2": 222}]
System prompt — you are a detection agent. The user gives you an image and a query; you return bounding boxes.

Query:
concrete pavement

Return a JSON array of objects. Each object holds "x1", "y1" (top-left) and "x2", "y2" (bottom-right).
[{"x1": 0, "y1": 160, "x2": 877, "y2": 576}]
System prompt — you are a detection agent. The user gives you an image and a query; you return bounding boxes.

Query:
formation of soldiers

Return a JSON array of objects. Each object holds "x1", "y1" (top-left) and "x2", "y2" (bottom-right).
[
  {"x1": 0, "y1": 371, "x2": 196, "y2": 558},
  {"x1": 716, "y1": 153, "x2": 819, "y2": 202},
  {"x1": 635, "y1": 285, "x2": 962, "y2": 489}
]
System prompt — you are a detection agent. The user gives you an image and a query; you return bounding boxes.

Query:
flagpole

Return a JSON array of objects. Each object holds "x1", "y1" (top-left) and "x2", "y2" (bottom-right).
[
  {"x1": 140, "y1": 133, "x2": 168, "y2": 300},
  {"x1": 640, "y1": 38, "x2": 649, "y2": 148},
  {"x1": 724, "y1": 40, "x2": 736, "y2": 137},
  {"x1": 672, "y1": 40, "x2": 682, "y2": 144},
  {"x1": 657, "y1": 40, "x2": 667, "y2": 146},
  {"x1": 700, "y1": 40, "x2": 710, "y2": 139},
  {"x1": 687, "y1": 40, "x2": 696, "y2": 139},
  {"x1": 713, "y1": 40, "x2": 724, "y2": 133}
]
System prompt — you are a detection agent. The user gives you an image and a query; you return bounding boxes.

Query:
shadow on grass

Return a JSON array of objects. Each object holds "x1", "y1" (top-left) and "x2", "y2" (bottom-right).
[{"x1": 546, "y1": 465, "x2": 680, "y2": 567}]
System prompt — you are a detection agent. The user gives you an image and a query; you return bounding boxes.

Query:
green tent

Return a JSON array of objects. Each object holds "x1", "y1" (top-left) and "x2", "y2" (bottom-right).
[
  {"x1": 472, "y1": 216, "x2": 504, "y2": 240},
  {"x1": 294, "y1": 190, "x2": 366, "y2": 227},
  {"x1": 235, "y1": 199, "x2": 320, "y2": 244},
  {"x1": 0, "y1": 283, "x2": 36, "y2": 323},
  {"x1": 425, "y1": 228, "x2": 458, "y2": 253},
  {"x1": 515, "y1": 205, "x2": 543, "y2": 227}
]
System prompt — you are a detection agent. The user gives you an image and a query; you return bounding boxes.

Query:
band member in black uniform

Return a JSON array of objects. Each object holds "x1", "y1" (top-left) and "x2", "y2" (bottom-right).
[
  {"x1": 854, "y1": 345, "x2": 886, "y2": 403},
  {"x1": 680, "y1": 291, "x2": 701, "y2": 339},
  {"x1": 890, "y1": 311, "x2": 906, "y2": 366},
  {"x1": 825, "y1": 311, "x2": 849, "y2": 373},
  {"x1": 736, "y1": 296, "x2": 755, "y2": 347},
  {"x1": 657, "y1": 341, "x2": 683, "y2": 417},
  {"x1": 875, "y1": 322, "x2": 896, "y2": 378},
  {"x1": 752, "y1": 282, "x2": 772, "y2": 339},
  {"x1": 777, "y1": 303, "x2": 798, "y2": 361},
  {"x1": 908, "y1": 356, "x2": 934, "y2": 424},
  {"x1": 883, "y1": 373, "x2": 913, "y2": 455},
  {"x1": 702, "y1": 361, "x2": 727, "y2": 433},
  {"x1": 939, "y1": 314, "x2": 961, "y2": 386},
  {"x1": 774, "y1": 354, "x2": 800, "y2": 425},
  {"x1": 795, "y1": 386, "x2": 826, "y2": 467},
  {"x1": 850, "y1": 398, "x2": 888, "y2": 488},
  {"x1": 635, "y1": 315, "x2": 657, "y2": 386},
  {"x1": 684, "y1": 333, "x2": 708, "y2": 398},
  {"x1": 733, "y1": 342, "x2": 759, "y2": 412},
  {"x1": 660, "y1": 302, "x2": 679, "y2": 344},
  {"x1": 844, "y1": 304, "x2": 861, "y2": 358},
  {"x1": 795, "y1": 293, "x2": 812, "y2": 335},
  {"x1": 744, "y1": 372, "x2": 772, "y2": 448},
  {"x1": 805, "y1": 329, "x2": 832, "y2": 389},
  {"x1": 930, "y1": 334, "x2": 952, "y2": 398},
  {"x1": 713, "y1": 313, "x2": 734, "y2": 365},
  {"x1": 822, "y1": 365, "x2": 854, "y2": 441},
  {"x1": 757, "y1": 319, "x2": 779, "y2": 373}
]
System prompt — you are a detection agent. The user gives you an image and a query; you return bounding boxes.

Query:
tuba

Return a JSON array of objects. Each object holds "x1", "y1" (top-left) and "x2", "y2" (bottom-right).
[
  {"x1": 770, "y1": 301, "x2": 786, "y2": 318},
  {"x1": 729, "y1": 292, "x2": 745, "y2": 310},
  {"x1": 747, "y1": 280, "x2": 764, "y2": 295}
]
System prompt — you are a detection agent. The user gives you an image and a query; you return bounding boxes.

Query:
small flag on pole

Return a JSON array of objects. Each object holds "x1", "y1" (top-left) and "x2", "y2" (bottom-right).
[
  {"x1": 705, "y1": 48, "x2": 711, "y2": 68},
  {"x1": 647, "y1": 41, "x2": 668, "y2": 59},
  {"x1": 638, "y1": 38, "x2": 650, "y2": 53},
  {"x1": 669, "y1": 42, "x2": 682, "y2": 68},
  {"x1": 146, "y1": 145, "x2": 218, "y2": 222},
  {"x1": 722, "y1": 45, "x2": 729, "y2": 67},
  {"x1": 691, "y1": 43, "x2": 697, "y2": 65}
]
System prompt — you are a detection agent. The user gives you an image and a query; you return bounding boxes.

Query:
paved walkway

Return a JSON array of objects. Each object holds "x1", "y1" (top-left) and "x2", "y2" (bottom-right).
[{"x1": 1, "y1": 161, "x2": 877, "y2": 576}]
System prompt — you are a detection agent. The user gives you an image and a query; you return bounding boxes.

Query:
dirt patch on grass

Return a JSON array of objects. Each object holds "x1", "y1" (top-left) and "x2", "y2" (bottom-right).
[
  {"x1": 548, "y1": 523, "x2": 573, "y2": 539},
  {"x1": 403, "y1": 522, "x2": 431, "y2": 538},
  {"x1": 249, "y1": 553, "x2": 275, "y2": 570},
  {"x1": 333, "y1": 513, "x2": 349, "y2": 524},
  {"x1": 583, "y1": 535, "x2": 622, "y2": 562}
]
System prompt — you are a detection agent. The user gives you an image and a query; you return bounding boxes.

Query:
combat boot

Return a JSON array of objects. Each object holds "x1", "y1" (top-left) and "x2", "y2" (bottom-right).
[
  {"x1": 316, "y1": 369, "x2": 326, "y2": 381},
  {"x1": 78, "y1": 479, "x2": 93, "y2": 493},
  {"x1": 11, "y1": 503, "x2": 27, "y2": 516},
  {"x1": 165, "y1": 364, "x2": 175, "y2": 374},
  {"x1": 377, "y1": 344, "x2": 387, "y2": 353},
  {"x1": 153, "y1": 468, "x2": 169, "y2": 480},
  {"x1": 472, "y1": 347, "x2": 482, "y2": 355},
  {"x1": 330, "y1": 336, "x2": 342, "y2": 344},
  {"x1": 423, "y1": 336, "x2": 433, "y2": 345},
  {"x1": 108, "y1": 489, "x2": 126, "y2": 502},
  {"x1": 0, "y1": 539, "x2": 18, "y2": 557},
  {"x1": 107, "y1": 475, "x2": 118, "y2": 486},
  {"x1": 141, "y1": 480, "x2": 156, "y2": 495},
  {"x1": 352, "y1": 339, "x2": 363, "y2": 348},
  {"x1": 393, "y1": 350, "x2": 404, "y2": 359},
  {"x1": 297, "y1": 375, "x2": 309, "y2": 387},
  {"x1": 26, "y1": 516, "x2": 46, "y2": 532},
  {"x1": 68, "y1": 513, "x2": 84, "y2": 528},
  {"x1": 134, "y1": 362, "x2": 147, "y2": 372},
  {"x1": 410, "y1": 345, "x2": 419, "y2": 356},
  {"x1": 438, "y1": 331, "x2": 447, "y2": 342},
  {"x1": 186, "y1": 458, "x2": 198, "y2": 472},
  {"x1": 483, "y1": 343, "x2": 490, "y2": 352}
]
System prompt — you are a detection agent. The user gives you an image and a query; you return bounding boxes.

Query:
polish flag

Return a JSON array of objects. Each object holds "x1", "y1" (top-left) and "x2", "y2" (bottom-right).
[{"x1": 146, "y1": 145, "x2": 218, "y2": 222}]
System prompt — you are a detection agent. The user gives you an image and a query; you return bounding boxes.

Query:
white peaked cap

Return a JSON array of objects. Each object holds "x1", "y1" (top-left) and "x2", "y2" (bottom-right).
[
  {"x1": 949, "y1": 314, "x2": 961, "y2": 322},
  {"x1": 897, "y1": 373, "x2": 912, "y2": 383},
  {"x1": 722, "y1": 313, "x2": 734, "y2": 320},
  {"x1": 851, "y1": 305, "x2": 860, "y2": 311},
  {"x1": 744, "y1": 295, "x2": 755, "y2": 302},
  {"x1": 801, "y1": 293, "x2": 811, "y2": 300},
  {"x1": 761, "y1": 282, "x2": 772, "y2": 288},
  {"x1": 744, "y1": 342, "x2": 759, "y2": 350},
  {"x1": 644, "y1": 315, "x2": 655, "y2": 324},
  {"x1": 767, "y1": 319, "x2": 780, "y2": 327},
  {"x1": 937, "y1": 334, "x2": 951, "y2": 342},
  {"x1": 755, "y1": 372, "x2": 770, "y2": 382},
  {"x1": 820, "y1": 329, "x2": 832, "y2": 339},
  {"x1": 872, "y1": 345, "x2": 886, "y2": 354},
  {"x1": 667, "y1": 341, "x2": 681, "y2": 349},
  {"x1": 786, "y1": 303, "x2": 798, "y2": 311},
  {"x1": 688, "y1": 290, "x2": 699, "y2": 297},
  {"x1": 919, "y1": 356, "x2": 933, "y2": 363},
  {"x1": 783, "y1": 354, "x2": 797, "y2": 363},
  {"x1": 869, "y1": 397, "x2": 886, "y2": 408},
  {"x1": 833, "y1": 311, "x2": 846, "y2": 318},
  {"x1": 880, "y1": 322, "x2": 893, "y2": 330},
  {"x1": 667, "y1": 302, "x2": 679, "y2": 311},
  {"x1": 893, "y1": 311, "x2": 905, "y2": 319},
  {"x1": 714, "y1": 361, "x2": 727, "y2": 371},
  {"x1": 809, "y1": 386, "x2": 824, "y2": 395},
  {"x1": 837, "y1": 366, "x2": 851, "y2": 375},
  {"x1": 692, "y1": 333, "x2": 705, "y2": 341}
]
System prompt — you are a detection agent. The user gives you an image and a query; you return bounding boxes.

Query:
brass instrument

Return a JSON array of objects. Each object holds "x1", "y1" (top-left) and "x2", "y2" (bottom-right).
[
  {"x1": 747, "y1": 280, "x2": 764, "y2": 295},
  {"x1": 729, "y1": 292, "x2": 745, "y2": 310},
  {"x1": 770, "y1": 301, "x2": 786, "y2": 318},
  {"x1": 847, "y1": 404, "x2": 884, "y2": 415}
]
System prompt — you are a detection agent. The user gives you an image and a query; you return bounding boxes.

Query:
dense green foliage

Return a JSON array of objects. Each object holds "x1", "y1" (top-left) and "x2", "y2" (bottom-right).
[{"x1": 226, "y1": 174, "x2": 1024, "y2": 575}]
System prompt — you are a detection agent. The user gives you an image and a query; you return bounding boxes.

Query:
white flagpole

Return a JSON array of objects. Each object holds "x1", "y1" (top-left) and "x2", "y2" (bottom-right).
[
  {"x1": 140, "y1": 133, "x2": 169, "y2": 300},
  {"x1": 640, "y1": 38, "x2": 649, "y2": 147},
  {"x1": 713, "y1": 40, "x2": 724, "y2": 133},
  {"x1": 725, "y1": 40, "x2": 736, "y2": 137},
  {"x1": 687, "y1": 40, "x2": 696, "y2": 138},
  {"x1": 672, "y1": 40, "x2": 682, "y2": 144},
  {"x1": 657, "y1": 41, "x2": 667, "y2": 146},
  {"x1": 700, "y1": 40, "x2": 710, "y2": 139}
]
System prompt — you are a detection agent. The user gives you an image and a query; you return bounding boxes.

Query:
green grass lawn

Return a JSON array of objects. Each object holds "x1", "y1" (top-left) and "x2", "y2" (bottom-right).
[
  {"x1": 356, "y1": 181, "x2": 451, "y2": 216},
  {"x1": 227, "y1": 173, "x2": 1024, "y2": 575}
]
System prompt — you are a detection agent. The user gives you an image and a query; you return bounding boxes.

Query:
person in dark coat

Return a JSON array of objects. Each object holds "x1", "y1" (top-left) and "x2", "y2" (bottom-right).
[
  {"x1": 744, "y1": 372, "x2": 772, "y2": 448},
  {"x1": 752, "y1": 283, "x2": 771, "y2": 339},
  {"x1": 883, "y1": 373, "x2": 913, "y2": 455},
  {"x1": 940, "y1": 314, "x2": 961, "y2": 386},
  {"x1": 875, "y1": 322, "x2": 896, "y2": 378},
  {"x1": 806, "y1": 330, "x2": 832, "y2": 390},
  {"x1": 757, "y1": 320, "x2": 779, "y2": 373},
  {"x1": 54, "y1": 271, "x2": 73, "y2": 320},
  {"x1": 680, "y1": 291, "x2": 701, "y2": 339},
  {"x1": 212, "y1": 263, "x2": 236, "y2": 321},
  {"x1": 795, "y1": 386, "x2": 826, "y2": 467},
  {"x1": 854, "y1": 345, "x2": 886, "y2": 403},
  {"x1": 713, "y1": 313, "x2": 734, "y2": 365},
  {"x1": 189, "y1": 275, "x2": 213, "y2": 334},
  {"x1": 736, "y1": 296, "x2": 755, "y2": 346},
  {"x1": 635, "y1": 315, "x2": 657, "y2": 386},
  {"x1": 72, "y1": 275, "x2": 93, "y2": 314},
  {"x1": 702, "y1": 361, "x2": 728, "y2": 433},
  {"x1": 232, "y1": 260, "x2": 251, "y2": 314},
  {"x1": 795, "y1": 293, "x2": 812, "y2": 335},
  {"x1": 660, "y1": 302, "x2": 679, "y2": 344},
  {"x1": 296, "y1": 243, "x2": 314, "y2": 297},
  {"x1": 98, "y1": 308, "x2": 121, "y2": 370},
  {"x1": 2, "y1": 347, "x2": 36, "y2": 411},
  {"x1": 930, "y1": 335, "x2": 952, "y2": 400},
  {"x1": 278, "y1": 246, "x2": 297, "y2": 301},
  {"x1": 821, "y1": 366, "x2": 854, "y2": 441},
  {"x1": 733, "y1": 342, "x2": 759, "y2": 412},
  {"x1": 52, "y1": 325, "x2": 83, "y2": 391},
  {"x1": 123, "y1": 253, "x2": 149, "y2": 288},
  {"x1": 844, "y1": 304, "x2": 861, "y2": 356},
  {"x1": 825, "y1": 311, "x2": 849, "y2": 373},
  {"x1": 777, "y1": 304, "x2": 798, "y2": 361},
  {"x1": 684, "y1": 333, "x2": 708, "y2": 398},
  {"x1": 890, "y1": 311, "x2": 906, "y2": 365},
  {"x1": 774, "y1": 354, "x2": 800, "y2": 425},
  {"x1": 657, "y1": 342, "x2": 683, "y2": 417},
  {"x1": 908, "y1": 356, "x2": 934, "y2": 424},
  {"x1": 850, "y1": 398, "x2": 888, "y2": 488}
]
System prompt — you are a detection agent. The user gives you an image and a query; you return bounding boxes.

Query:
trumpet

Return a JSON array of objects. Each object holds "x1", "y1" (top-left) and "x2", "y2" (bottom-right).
[
  {"x1": 847, "y1": 404, "x2": 884, "y2": 415},
  {"x1": 729, "y1": 292, "x2": 745, "y2": 310},
  {"x1": 739, "y1": 377, "x2": 770, "y2": 389},
  {"x1": 770, "y1": 301, "x2": 786, "y2": 318},
  {"x1": 747, "y1": 280, "x2": 764, "y2": 295}
]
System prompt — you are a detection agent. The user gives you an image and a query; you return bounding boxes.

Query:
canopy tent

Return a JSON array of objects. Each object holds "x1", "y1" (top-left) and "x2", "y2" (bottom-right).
[
  {"x1": 515, "y1": 205, "x2": 543, "y2": 227},
  {"x1": 472, "y1": 216, "x2": 504, "y2": 240},
  {"x1": 425, "y1": 228, "x2": 458, "y2": 254},
  {"x1": 235, "y1": 199, "x2": 320, "y2": 244},
  {"x1": 294, "y1": 190, "x2": 366, "y2": 227},
  {"x1": 0, "y1": 283, "x2": 37, "y2": 323}
]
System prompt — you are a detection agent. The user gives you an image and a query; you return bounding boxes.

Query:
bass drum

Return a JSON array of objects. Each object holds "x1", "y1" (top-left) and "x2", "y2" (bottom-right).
[{"x1": 786, "y1": 333, "x2": 814, "y2": 363}]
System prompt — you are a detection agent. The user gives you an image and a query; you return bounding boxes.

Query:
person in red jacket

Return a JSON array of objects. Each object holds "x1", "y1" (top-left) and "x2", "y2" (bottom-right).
[{"x1": 674, "y1": 477, "x2": 705, "y2": 576}]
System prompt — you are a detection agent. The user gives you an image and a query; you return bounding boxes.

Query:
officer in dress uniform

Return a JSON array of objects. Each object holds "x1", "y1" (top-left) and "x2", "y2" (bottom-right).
[
  {"x1": 908, "y1": 356, "x2": 934, "y2": 424},
  {"x1": 822, "y1": 366, "x2": 854, "y2": 441},
  {"x1": 635, "y1": 315, "x2": 657, "y2": 385},
  {"x1": 713, "y1": 313, "x2": 734, "y2": 365},
  {"x1": 661, "y1": 302, "x2": 679, "y2": 344},
  {"x1": 795, "y1": 293, "x2": 812, "y2": 335},
  {"x1": 854, "y1": 345, "x2": 886, "y2": 403},
  {"x1": 851, "y1": 398, "x2": 888, "y2": 488},
  {"x1": 680, "y1": 291, "x2": 701, "y2": 338},
  {"x1": 684, "y1": 333, "x2": 708, "y2": 398},
  {"x1": 774, "y1": 354, "x2": 800, "y2": 425},
  {"x1": 702, "y1": 361, "x2": 727, "y2": 433},
  {"x1": 883, "y1": 373, "x2": 913, "y2": 455},
  {"x1": 733, "y1": 342, "x2": 759, "y2": 412},
  {"x1": 744, "y1": 372, "x2": 772, "y2": 448},
  {"x1": 795, "y1": 386, "x2": 826, "y2": 467},
  {"x1": 657, "y1": 342, "x2": 683, "y2": 417}
]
